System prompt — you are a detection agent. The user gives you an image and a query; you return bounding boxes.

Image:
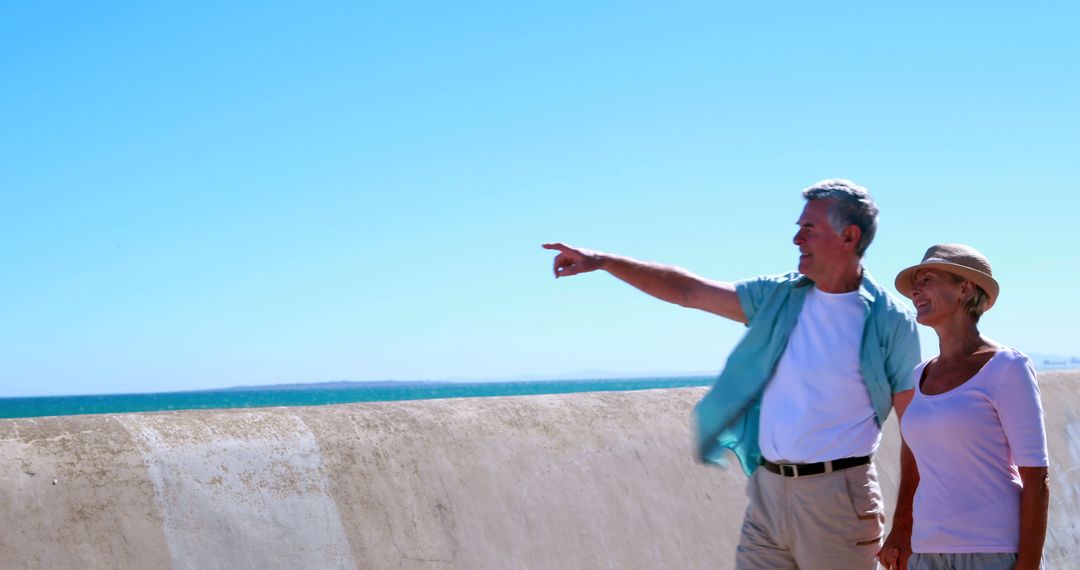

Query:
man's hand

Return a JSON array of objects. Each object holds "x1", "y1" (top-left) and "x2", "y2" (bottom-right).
[{"x1": 542, "y1": 243, "x2": 604, "y2": 278}]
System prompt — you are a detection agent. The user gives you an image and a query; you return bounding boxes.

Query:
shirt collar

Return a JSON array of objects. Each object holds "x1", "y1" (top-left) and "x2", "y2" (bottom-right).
[{"x1": 796, "y1": 268, "x2": 878, "y2": 305}]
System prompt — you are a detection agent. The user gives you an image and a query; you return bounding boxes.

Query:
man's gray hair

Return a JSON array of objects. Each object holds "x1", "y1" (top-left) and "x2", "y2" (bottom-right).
[{"x1": 801, "y1": 179, "x2": 879, "y2": 257}]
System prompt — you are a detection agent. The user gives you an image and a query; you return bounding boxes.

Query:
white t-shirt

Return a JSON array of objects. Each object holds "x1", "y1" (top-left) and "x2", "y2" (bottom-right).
[
  {"x1": 902, "y1": 348, "x2": 1048, "y2": 553},
  {"x1": 758, "y1": 286, "x2": 881, "y2": 463}
]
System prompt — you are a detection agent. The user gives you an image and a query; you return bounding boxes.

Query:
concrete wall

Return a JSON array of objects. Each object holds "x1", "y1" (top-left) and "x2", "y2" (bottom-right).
[{"x1": 2, "y1": 371, "x2": 1077, "y2": 569}]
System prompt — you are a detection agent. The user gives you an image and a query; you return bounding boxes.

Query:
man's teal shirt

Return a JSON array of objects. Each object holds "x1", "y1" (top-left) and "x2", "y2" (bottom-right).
[{"x1": 693, "y1": 271, "x2": 921, "y2": 476}]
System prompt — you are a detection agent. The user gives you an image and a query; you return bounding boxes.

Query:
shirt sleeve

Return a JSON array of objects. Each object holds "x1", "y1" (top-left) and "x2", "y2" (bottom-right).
[
  {"x1": 994, "y1": 355, "x2": 1049, "y2": 467},
  {"x1": 884, "y1": 311, "x2": 921, "y2": 393},
  {"x1": 734, "y1": 275, "x2": 784, "y2": 325}
]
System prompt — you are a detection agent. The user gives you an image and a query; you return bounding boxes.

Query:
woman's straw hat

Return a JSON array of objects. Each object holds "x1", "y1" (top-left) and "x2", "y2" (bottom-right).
[{"x1": 894, "y1": 243, "x2": 1000, "y2": 310}]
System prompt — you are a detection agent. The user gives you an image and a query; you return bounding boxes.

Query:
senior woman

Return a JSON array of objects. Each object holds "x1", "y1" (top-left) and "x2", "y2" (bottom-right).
[{"x1": 879, "y1": 244, "x2": 1049, "y2": 570}]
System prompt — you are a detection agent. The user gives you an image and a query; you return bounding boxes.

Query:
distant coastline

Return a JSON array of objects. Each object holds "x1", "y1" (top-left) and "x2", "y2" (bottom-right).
[
  {"x1": 211, "y1": 372, "x2": 719, "y2": 393},
  {"x1": 1028, "y1": 353, "x2": 1080, "y2": 371},
  {"x1": 214, "y1": 355, "x2": 1078, "y2": 393}
]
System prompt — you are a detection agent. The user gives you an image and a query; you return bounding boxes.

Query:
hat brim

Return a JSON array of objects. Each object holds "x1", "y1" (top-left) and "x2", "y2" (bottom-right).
[{"x1": 894, "y1": 261, "x2": 1000, "y2": 310}]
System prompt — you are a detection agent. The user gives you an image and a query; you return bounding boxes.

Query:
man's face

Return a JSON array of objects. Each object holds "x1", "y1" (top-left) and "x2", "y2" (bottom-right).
[{"x1": 792, "y1": 199, "x2": 852, "y2": 280}]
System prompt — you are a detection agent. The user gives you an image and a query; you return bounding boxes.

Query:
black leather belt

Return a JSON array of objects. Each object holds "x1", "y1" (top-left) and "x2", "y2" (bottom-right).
[{"x1": 760, "y1": 455, "x2": 872, "y2": 478}]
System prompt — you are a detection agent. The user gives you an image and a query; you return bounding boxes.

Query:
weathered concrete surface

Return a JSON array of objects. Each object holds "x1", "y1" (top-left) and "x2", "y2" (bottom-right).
[
  {"x1": 1039, "y1": 371, "x2": 1080, "y2": 569},
  {"x1": 0, "y1": 415, "x2": 171, "y2": 569},
  {"x1": 1, "y1": 371, "x2": 1077, "y2": 569}
]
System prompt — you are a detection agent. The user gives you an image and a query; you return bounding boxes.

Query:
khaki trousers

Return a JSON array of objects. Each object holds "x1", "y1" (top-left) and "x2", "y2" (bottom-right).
[{"x1": 735, "y1": 462, "x2": 884, "y2": 570}]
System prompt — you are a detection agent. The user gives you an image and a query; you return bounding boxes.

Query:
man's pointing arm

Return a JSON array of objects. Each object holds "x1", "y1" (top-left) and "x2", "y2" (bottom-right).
[{"x1": 542, "y1": 242, "x2": 746, "y2": 324}]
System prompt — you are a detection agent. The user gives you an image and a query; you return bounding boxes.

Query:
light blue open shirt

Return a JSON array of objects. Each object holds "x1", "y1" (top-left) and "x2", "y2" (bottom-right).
[{"x1": 693, "y1": 271, "x2": 921, "y2": 476}]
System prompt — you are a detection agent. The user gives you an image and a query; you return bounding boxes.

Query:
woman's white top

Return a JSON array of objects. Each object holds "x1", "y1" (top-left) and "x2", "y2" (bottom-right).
[{"x1": 902, "y1": 348, "x2": 1048, "y2": 553}]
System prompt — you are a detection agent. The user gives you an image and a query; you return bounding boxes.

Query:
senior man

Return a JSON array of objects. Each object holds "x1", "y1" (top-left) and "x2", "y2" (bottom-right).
[{"x1": 543, "y1": 179, "x2": 920, "y2": 569}]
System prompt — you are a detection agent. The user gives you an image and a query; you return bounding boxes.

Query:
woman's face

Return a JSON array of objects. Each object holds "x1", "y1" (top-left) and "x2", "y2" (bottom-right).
[{"x1": 910, "y1": 268, "x2": 967, "y2": 326}]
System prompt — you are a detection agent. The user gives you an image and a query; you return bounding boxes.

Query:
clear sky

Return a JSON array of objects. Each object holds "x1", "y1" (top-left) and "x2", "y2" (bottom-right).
[{"x1": 2, "y1": 2, "x2": 1078, "y2": 397}]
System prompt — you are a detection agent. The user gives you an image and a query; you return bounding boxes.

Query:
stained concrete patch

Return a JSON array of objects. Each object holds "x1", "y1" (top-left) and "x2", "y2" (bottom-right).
[
  {"x1": 115, "y1": 411, "x2": 355, "y2": 570},
  {"x1": 0, "y1": 415, "x2": 171, "y2": 569}
]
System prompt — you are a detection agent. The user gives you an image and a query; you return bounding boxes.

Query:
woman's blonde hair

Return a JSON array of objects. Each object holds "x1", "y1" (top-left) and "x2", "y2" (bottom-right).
[{"x1": 948, "y1": 273, "x2": 990, "y2": 323}]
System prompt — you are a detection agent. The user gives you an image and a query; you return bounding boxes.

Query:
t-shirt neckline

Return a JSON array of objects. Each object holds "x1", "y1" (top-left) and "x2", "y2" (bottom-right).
[{"x1": 917, "y1": 349, "x2": 1004, "y2": 398}]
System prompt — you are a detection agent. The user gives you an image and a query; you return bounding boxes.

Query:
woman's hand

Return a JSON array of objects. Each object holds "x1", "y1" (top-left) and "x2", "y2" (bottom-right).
[{"x1": 878, "y1": 526, "x2": 912, "y2": 570}]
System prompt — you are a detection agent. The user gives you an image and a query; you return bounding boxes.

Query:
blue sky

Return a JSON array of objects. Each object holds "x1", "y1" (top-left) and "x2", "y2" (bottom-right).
[{"x1": 2, "y1": 2, "x2": 1078, "y2": 397}]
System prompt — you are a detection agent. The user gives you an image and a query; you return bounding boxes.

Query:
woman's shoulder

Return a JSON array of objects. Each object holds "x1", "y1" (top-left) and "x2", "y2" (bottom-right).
[
  {"x1": 984, "y1": 346, "x2": 1040, "y2": 394},
  {"x1": 988, "y1": 346, "x2": 1034, "y2": 369}
]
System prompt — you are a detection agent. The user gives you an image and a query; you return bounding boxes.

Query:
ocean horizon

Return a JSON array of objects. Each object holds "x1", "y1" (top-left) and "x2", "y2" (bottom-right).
[
  {"x1": 0, "y1": 376, "x2": 717, "y2": 420},
  {"x1": 5, "y1": 353, "x2": 1077, "y2": 420}
]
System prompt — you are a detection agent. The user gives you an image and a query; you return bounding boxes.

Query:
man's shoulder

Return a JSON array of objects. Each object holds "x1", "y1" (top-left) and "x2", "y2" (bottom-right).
[
  {"x1": 738, "y1": 272, "x2": 806, "y2": 289},
  {"x1": 860, "y1": 270, "x2": 916, "y2": 320},
  {"x1": 735, "y1": 273, "x2": 808, "y2": 322}
]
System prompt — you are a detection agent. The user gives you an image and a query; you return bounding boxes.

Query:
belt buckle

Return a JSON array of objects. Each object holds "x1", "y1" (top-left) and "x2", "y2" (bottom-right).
[{"x1": 781, "y1": 464, "x2": 799, "y2": 478}]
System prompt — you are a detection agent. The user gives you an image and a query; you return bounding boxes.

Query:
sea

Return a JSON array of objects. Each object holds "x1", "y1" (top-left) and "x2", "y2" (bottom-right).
[{"x1": 0, "y1": 376, "x2": 716, "y2": 420}]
